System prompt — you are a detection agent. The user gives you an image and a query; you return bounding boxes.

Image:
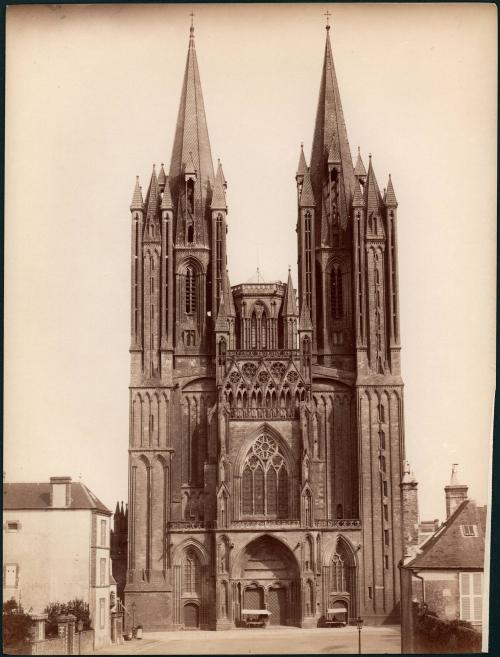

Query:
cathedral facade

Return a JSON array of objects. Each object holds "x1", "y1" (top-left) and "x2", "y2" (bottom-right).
[{"x1": 124, "y1": 22, "x2": 405, "y2": 630}]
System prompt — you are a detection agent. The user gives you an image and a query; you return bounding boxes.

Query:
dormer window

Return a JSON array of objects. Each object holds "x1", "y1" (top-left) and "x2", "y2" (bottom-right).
[
  {"x1": 461, "y1": 524, "x2": 478, "y2": 537},
  {"x1": 187, "y1": 224, "x2": 194, "y2": 244}
]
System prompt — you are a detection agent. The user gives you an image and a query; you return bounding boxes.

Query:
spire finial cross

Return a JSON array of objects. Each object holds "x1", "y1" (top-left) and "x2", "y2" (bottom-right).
[
  {"x1": 324, "y1": 10, "x2": 331, "y2": 30},
  {"x1": 190, "y1": 11, "x2": 195, "y2": 28}
]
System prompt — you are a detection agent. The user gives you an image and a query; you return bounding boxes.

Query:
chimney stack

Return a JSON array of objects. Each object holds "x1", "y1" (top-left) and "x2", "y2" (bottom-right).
[
  {"x1": 401, "y1": 460, "x2": 419, "y2": 557},
  {"x1": 50, "y1": 476, "x2": 72, "y2": 508},
  {"x1": 444, "y1": 464, "x2": 468, "y2": 518}
]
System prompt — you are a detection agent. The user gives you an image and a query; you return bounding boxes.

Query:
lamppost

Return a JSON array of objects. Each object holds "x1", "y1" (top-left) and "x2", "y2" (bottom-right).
[
  {"x1": 356, "y1": 616, "x2": 364, "y2": 654},
  {"x1": 76, "y1": 619, "x2": 83, "y2": 655}
]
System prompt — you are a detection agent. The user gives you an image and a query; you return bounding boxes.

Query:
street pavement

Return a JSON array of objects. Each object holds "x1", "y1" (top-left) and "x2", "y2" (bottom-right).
[{"x1": 94, "y1": 625, "x2": 401, "y2": 655}]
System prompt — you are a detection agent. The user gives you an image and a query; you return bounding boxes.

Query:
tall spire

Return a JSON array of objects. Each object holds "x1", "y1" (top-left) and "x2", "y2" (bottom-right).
[
  {"x1": 310, "y1": 26, "x2": 356, "y2": 222},
  {"x1": 169, "y1": 21, "x2": 215, "y2": 211},
  {"x1": 365, "y1": 155, "x2": 384, "y2": 215},
  {"x1": 282, "y1": 268, "x2": 298, "y2": 316},
  {"x1": 130, "y1": 176, "x2": 144, "y2": 211}
]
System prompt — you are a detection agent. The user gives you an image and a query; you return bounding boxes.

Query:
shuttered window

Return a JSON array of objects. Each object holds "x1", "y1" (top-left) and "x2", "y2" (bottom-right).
[{"x1": 460, "y1": 572, "x2": 482, "y2": 622}]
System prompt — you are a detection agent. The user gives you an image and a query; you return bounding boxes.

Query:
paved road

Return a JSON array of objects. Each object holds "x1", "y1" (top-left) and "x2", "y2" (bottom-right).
[{"x1": 95, "y1": 625, "x2": 401, "y2": 655}]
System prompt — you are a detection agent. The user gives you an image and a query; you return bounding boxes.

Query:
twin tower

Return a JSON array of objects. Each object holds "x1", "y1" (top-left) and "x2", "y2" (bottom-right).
[{"x1": 125, "y1": 22, "x2": 406, "y2": 630}]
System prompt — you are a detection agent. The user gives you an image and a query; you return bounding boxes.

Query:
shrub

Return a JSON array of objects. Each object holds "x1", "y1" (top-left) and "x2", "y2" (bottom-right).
[
  {"x1": 415, "y1": 608, "x2": 482, "y2": 653},
  {"x1": 44, "y1": 599, "x2": 91, "y2": 637},
  {"x1": 3, "y1": 598, "x2": 32, "y2": 648}
]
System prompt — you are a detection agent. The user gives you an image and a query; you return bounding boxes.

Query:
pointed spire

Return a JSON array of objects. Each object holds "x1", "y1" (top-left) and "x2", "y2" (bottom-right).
[
  {"x1": 299, "y1": 169, "x2": 315, "y2": 207},
  {"x1": 365, "y1": 155, "x2": 383, "y2": 215},
  {"x1": 169, "y1": 23, "x2": 215, "y2": 211},
  {"x1": 158, "y1": 163, "x2": 167, "y2": 189},
  {"x1": 130, "y1": 176, "x2": 144, "y2": 211},
  {"x1": 225, "y1": 270, "x2": 236, "y2": 317},
  {"x1": 114, "y1": 501, "x2": 120, "y2": 515},
  {"x1": 385, "y1": 174, "x2": 398, "y2": 207},
  {"x1": 354, "y1": 147, "x2": 367, "y2": 178},
  {"x1": 283, "y1": 268, "x2": 298, "y2": 316},
  {"x1": 296, "y1": 143, "x2": 308, "y2": 181},
  {"x1": 161, "y1": 176, "x2": 173, "y2": 210},
  {"x1": 310, "y1": 26, "x2": 356, "y2": 223},
  {"x1": 217, "y1": 158, "x2": 227, "y2": 189},
  {"x1": 215, "y1": 293, "x2": 229, "y2": 332},
  {"x1": 211, "y1": 160, "x2": 227, "y2": 210},
  {"x1": 144, "y1": 165, "x2": 160, "y2": 222},
  {"x1": 449, "y1": 464, "x2": 461, "y2": 486},
  {"x1": 352, "y1": 181, "x2": 365, "y2": 207},
  {"x1": 328, "y1": 135, "x2": 341, "y2": 164},
  {"x1": 299, "y1": 296, "x2": 313, "y2": 331}
]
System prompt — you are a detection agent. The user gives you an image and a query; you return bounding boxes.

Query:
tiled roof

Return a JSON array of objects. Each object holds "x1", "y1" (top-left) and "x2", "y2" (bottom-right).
[
  {"x1": 328, "y1": 135, "x2": 341, "y2": 164},
  {"x1": 3, "y1": 482, "x2": 111, "y2": 515},
  {"x1": 406, "y1": 500, "x2": 486, "y2": 570}
]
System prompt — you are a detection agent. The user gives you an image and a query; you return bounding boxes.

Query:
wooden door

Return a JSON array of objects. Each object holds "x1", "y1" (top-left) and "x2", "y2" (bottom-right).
[
  {"x1": 184, "y1": 602, "x2": 199, "y2": 628},
  {"x1": 268, "y1": 587, "x2": 287, "y2": 626}
]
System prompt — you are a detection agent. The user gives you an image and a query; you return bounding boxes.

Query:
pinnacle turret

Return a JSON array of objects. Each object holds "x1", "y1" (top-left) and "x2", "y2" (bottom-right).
[
  {"x1": 158, "y1": 163, "x2": 167, "y2": 190},
  {"x1": 211, "y1": 160, "x2": 227, "y2": 210},
  {"x1": 352, "y1": 181, "x2": 365, "y2": 207},
  {"x1": 215, "y1": 293, "x2": 229, "y2": 332},
  {"x1": 130, "y1": 176, "x2": 144, "y2": 211},
  {"x1": 299, "y1": 297, "x2": 313, "y2": 331},
  {"x1": 354, "y1": 147, "x2": 367, "y2": 178},
  {"x1": 282, "y1": 268, "x2": 298, "y2": 316},
  {"x1": 385, "y1": 174, "x2": 398, "y2": 207},
  {"x1": 299, "y1": 169, "x2": 315, "y2": 208},
  {"x1": 144, "y1": 166, "x2": 160, "y2": 224},
  {"x1": 365, "y1": 156, "x2": 383, "y2": 215},
  {"x1": 161, "y1": 176, "x2": 173, "y2": 210},
  {"x1": 296, "y1": 143, "x2": 308, "y2": 181}
]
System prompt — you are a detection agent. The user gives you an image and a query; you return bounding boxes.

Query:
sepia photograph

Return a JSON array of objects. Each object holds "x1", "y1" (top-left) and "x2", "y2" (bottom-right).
[{"x1": 4, "y1": 3, "x2": 496, "y2": 655}]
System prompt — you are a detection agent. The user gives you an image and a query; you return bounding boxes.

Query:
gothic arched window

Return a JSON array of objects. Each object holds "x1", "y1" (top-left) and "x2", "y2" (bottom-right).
[
  {"x1": 331, "y1": 265, "x2": 343, "y2": 320},
  {"x1": 187, "y1": 224, "x2": 194, "y2": 244},
  {"x1": 261, "y1": 312, "x2": 268, "y2": 349},
  {"x1": 186, "y1": 179, "x2": 195, "y2": 215},
  {"x1": 331, "y1": 553, "x2": 345, "y2": 592},
  {"x1": 250, "y1": 312, "x2": 257, "y2": 349},
  {"x1": 241, "y1": 435, "x2": 289, "y2": 518},
  {"x1": 183, "y1": 548, "x2": 201, "y2": 594},
  {"x1": 185, "y1": 266, "x2": 196, "y2": 314}
]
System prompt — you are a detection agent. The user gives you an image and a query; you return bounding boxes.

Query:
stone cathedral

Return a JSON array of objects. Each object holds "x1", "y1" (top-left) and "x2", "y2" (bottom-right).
[{"x1": 124, "y1": 22, "x2": 406, "y2": 630}]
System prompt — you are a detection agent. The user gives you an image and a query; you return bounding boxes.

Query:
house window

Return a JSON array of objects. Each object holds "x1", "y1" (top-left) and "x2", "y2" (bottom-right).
[
  {"x1": 461, "y1": 525, "x2": 478, "y2": 537},
  {"x1": 4, "y1": 564, "x2": 18, "y2": 587},
  {"x1": 384, "y1": 529, "x2": 390, "y2": 546},
  {"x1": 6, "y1": 521, "x2": 20, "y2": 532},
  {"x1": 460, "y1": 572, "x2": 482, "y2": 622},
  {"x1": 384, "y1": 555, "x2": 389, "y2": 570},
  {"x1": 100, "y1": 519, "x2": 106, "y2": 546},
  {"x1": 99, "y1": 598, "x2": 105, "y2": 629},
  {"x1": 100, "y1": 558, "x2": 106, "y2": 586}
]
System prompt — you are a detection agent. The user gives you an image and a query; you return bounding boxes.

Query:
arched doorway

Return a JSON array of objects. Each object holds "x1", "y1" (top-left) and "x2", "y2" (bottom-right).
[
  {"x1": 234, "y1": 535, "x2": 300, "y2": 627},
  {"x1": 327, "y1": 537, "x2": 357, "y2": 622},
  {"x1": 183, "y1": 602, "x2": 199, "y2": 629}
]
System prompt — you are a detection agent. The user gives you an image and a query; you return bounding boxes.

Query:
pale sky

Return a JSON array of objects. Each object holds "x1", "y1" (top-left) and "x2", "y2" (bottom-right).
[{"x1": 5, "y1": 3, "x2": 496, "y2": 523}]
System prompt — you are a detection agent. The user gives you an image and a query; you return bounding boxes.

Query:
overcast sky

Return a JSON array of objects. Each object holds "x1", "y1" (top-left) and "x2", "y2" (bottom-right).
[{"x1": 5, "y1": 3, "x2": 496, "y2": 523}]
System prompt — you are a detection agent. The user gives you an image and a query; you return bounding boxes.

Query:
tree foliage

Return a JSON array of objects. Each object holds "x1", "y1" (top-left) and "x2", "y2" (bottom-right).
[
  {"x1": 415, "y1": 609, "x2": 482, "y2": 653},
  {"x1": 44, "y1": 599, "x2": 91, "y2": 637},
  {"x1": 3, "y1": 598, "x2": 32, "y2": 648}
]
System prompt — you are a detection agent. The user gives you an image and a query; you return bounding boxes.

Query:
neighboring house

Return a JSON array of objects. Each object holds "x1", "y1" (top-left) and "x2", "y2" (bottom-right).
[
  {"x1": 400, "y1": 466, "x2": 487, "y2": 652},
  {"x1": 3, "y1": 476, "x2": 113, "y2": 649}
]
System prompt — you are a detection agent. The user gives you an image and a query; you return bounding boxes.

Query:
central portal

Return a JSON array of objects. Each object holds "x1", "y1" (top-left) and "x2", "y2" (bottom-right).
[{"x1": 235, "y1": 535, "x2": 301, "y2": 627}]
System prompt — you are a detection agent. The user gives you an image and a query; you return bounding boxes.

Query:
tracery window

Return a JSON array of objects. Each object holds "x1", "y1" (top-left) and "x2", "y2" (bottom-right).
[
  {"x1": 241, "y1": 435, "x2": 289, "y2": 518},
  {"x1": 183, "y1": 548, "x2": 201, "y2": 594},
  {"x1": 331, "y1": 553, "x2": 345, "y2": 592},
  {"x1": 185, "y1": 266, "x2": 196, "y2": 314}
]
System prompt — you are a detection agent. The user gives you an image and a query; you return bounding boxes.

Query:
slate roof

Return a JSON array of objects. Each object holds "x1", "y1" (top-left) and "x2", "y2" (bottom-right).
[
  {"x1": 354, "y1": 147, "x2": 367, "y2": 177},
  {"x1": 406, "y1": 500, "x2": 486, "y2": 570},
  {"x1": 365, "y1": 156, "x2": 384, "y2": 215},
  {"x1": 3, "y1": 482, "x2": 111, "y2": 515}
]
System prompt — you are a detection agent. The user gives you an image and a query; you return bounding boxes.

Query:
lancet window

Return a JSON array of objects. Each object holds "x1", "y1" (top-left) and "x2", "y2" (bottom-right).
[
  {"x1": 331, "y1": 265, "x2": 344, "y2": 320},
  {"x1": 241, "y1": 435, "x2": 289, "y2": 518},
  {"x1": 185, "y1": 266, "x2": 196, "y2": 314},
  {"x1": 183, "y1": 548, "x2": 201, "y2": 594}
]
